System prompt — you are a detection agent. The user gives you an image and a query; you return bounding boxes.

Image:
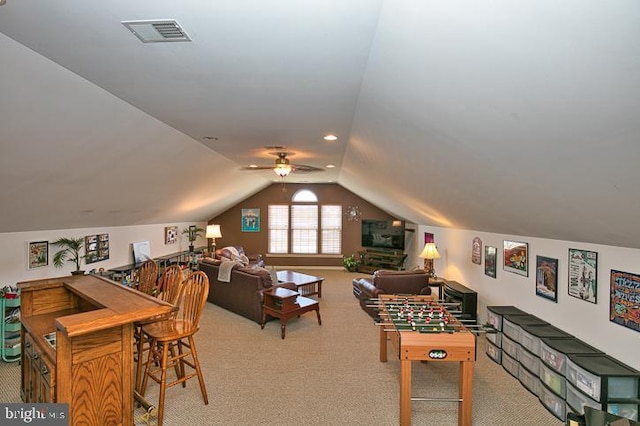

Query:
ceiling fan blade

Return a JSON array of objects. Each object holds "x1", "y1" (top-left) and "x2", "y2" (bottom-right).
[
  {"x1": 241, "y1": 165, "x2": 275, "y2": 171},
  {"x1": 291, "y1": 164, "x2": 324, "y2": 173}
]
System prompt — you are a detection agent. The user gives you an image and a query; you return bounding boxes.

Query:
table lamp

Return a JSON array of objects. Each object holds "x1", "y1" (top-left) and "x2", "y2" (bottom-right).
[
  {"x1": 419, "y1": 243, "x2": 440, "y2": 278},
  {"x1": 206, "y1": 224, "x2": 222, "y2": 254}
]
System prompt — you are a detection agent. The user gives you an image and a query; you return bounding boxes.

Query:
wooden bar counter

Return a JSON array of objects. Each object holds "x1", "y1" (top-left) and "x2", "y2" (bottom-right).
[{"x1": 18, "y1": 274, "x2": 175, "y2": 425}]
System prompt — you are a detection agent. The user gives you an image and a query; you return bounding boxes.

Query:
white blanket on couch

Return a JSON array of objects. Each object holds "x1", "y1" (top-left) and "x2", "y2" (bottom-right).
[{"x1": 217, "y1": 246, "x2": 250, "y2": 282}]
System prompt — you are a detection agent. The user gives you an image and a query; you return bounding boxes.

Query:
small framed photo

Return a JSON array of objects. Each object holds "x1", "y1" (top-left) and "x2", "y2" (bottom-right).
[
  {"x1": 165, "y1": 226, "x2": 178, "y2": 245},
  {"x1": 28, "y1": 241, "x2": 48, "y2": 269},
  {"x1": 503, "y1": 240, "x2": 528, "y2": 277},
  {"x1": 241, "y1": 208, "x2": 260, "y2": 232},
  {"x1": 568, "y1": 248, "x2": 597, "y2": 303},
  {"x1": 536, "y1": 256, "x2": 558, "y2": 302},
  {"x1": 484, "y1": 246, "x2": 497, "y2": 278}
]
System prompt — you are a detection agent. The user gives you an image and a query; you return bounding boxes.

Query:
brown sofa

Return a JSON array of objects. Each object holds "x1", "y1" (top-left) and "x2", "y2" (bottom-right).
[
  {"x1": 199, "y1": 257, "x2": 277, "y2": 323},
  {"x1": 352, "y1": 270, "x2": 433, "y2": 318}
]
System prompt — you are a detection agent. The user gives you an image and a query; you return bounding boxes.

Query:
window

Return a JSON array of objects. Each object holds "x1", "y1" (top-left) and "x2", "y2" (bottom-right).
[
  {"x1": 268, "y1": 205, "x2": 288, "y2": 254},
  {"x1": 268, "y1": 190, "x2": 342, "y2": 254}
]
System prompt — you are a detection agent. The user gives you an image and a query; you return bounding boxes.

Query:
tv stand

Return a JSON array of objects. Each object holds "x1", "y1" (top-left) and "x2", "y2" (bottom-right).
[{"x1": 357, "y1": 248, "x2": 407, "y2": 274}]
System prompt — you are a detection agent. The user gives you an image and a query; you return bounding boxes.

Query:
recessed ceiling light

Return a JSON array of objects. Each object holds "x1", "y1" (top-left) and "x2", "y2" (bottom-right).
[
  {"x1": 326, "y1": 164, "x2": 335, "y2": 168},
  {"x1": 249, "y1": 164, "x2": 258, "y2": 168},
  {"x1": 323, "y1": 134, "x2": 338, "y2": 141}
]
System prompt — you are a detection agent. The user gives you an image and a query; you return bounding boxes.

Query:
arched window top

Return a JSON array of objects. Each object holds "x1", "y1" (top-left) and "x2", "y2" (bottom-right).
[{"x1": 291, "y1": 189, "x2": 318, "y2": 203}]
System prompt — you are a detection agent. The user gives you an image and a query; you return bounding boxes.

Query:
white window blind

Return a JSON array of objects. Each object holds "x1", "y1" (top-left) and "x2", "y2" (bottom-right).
[
  {"x1": 291, "y1": 205, "x2": 318, "y2": 254},
  {"x1": 268, "y1": 205, "x2": 289, "y2": 253},
  {"x1": 321, "y1": 205, "x2": 342, "y2": 254}
]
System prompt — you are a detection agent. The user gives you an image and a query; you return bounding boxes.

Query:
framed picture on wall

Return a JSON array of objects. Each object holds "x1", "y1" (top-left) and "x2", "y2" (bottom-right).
[
  {"x1": 241, "y1": 208, "x2": 260, "y2": 232},
  {"x1": 424, "y1": 232, "x2": 434, "y2": 244},
  {"x1": 503, "y1": 240, "x2": 528, "y2": 277},
  {"x1": 568, "y1": 248, "x2": 597, "y2": 304},
  {"x1": 610, "y1": 270, "x2": 640, "y2": 333},
  {"x1": 165, "y1": 226, "x2": 178, "y2": 245},
  {"x1": 28, "y1": 241, "x2": 48, "y2": 269},
  {"x1": 536, "y1": 256, "x2": 558, "y2": 302},
  {"x1": 485, "y1": 245, "x2": 497, "y2": 278}
]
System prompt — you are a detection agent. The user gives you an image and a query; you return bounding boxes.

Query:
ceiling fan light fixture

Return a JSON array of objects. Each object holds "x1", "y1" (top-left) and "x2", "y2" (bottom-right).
[
  {"x1": 274, "y1": 164, "x2": 292, "y2": 177},
  {"x1": 273, "y1": 154, "x2": 292, "y2": 177}
]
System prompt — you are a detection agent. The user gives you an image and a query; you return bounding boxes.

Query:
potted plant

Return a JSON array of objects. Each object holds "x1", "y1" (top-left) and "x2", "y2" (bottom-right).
[
  {"x1": 342, "y1": 254, "x2": 359, "y2": 272},
  {"x1": 182, "y1": 225, "x2": 205, "y2": 253},
  {"x1": 52, "y1": 237, "x2": 86, "y2": 275}
]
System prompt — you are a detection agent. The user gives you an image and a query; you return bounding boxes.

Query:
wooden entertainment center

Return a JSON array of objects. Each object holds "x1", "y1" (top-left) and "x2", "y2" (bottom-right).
[
  {"x1": 357, "y1": 248, "x2": 407, "y2": 273},
  {"x1": 18, "y1": 275, "x2": 174, "y2": 425}
]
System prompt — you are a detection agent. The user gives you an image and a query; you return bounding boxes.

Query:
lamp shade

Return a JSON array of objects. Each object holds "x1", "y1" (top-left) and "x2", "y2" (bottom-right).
[
  {"x1": 206, "y1": 224, "x2": 222, "y2": 239},
  {"x1": 419, "y1": 243, "x2": 440, "y2": 260}
]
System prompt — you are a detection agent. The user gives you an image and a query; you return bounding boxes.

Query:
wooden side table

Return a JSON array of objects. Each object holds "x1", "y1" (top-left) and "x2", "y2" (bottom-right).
[{"x1": 261, "y1": 287, "x2": 321, "y2": 339}]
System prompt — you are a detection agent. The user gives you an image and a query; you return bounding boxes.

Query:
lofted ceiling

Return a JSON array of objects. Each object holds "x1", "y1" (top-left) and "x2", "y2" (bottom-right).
[{"x1": 1, "y1": 1, "x2": 639, "y2": 248}]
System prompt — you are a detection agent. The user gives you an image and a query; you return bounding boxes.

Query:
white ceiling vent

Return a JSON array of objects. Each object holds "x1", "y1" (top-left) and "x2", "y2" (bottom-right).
[{"x1": 122, "y1": 20, "x2": 192, "y2": 43}]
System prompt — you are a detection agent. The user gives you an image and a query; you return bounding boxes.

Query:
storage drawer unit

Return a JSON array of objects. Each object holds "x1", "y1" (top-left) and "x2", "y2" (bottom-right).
[
  {"x1": 486, "y1": 330, "x2": 502, "y2": 347},
  {"x1": 519, "y1": 324, "x2": 573, "y2": 357},
  {"x1": 519, "y1": 346, "x2": 540, "y2": 376},
  {"x1": 519, "y1": 364, "x2": 540, "y2": 396},
  {"x1": 486, "y1": 339, "x2": 502, "y2": 364},
  {"x1": 502, "y1": 314, "x2": 548, "y2": 344},
  {"x1": 566, "y1": 354, "x2": 640, "y2": 421},
  {"x1": 540, "y1": 362, "x2": 567, "y2": 398},
  {"x1": 539, "y1": 381, "x2": 567, "y2": 421},
  {"x1": 566, "y1": 383, "x2": 639, "y2": 420},
  {"x1": 540, "y1": 338, "x2": 603, "y2": 376},
  {"x1": 503, "y1": 352, "x2": 519, "y2": 378},
  {"x1": 486, "y1": 306, "x2": 528, "y2": 332},
  {"x1": 502, "y1": 334, "x2": 520, "y2": 361}
]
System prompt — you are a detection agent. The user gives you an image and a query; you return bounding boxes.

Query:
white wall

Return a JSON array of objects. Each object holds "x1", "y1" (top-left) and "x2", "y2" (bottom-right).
[
  {"x1": 408, "y1": 226, "x2": 640, "y2": 372},
  {"x1": 0, "y1": 222, "x2": 207, "y2": 286}
]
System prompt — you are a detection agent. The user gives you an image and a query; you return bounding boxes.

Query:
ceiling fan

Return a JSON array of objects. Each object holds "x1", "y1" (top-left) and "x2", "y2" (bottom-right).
[{"x1": 243, "y1": 151, "x2": 324, "y2": 178}]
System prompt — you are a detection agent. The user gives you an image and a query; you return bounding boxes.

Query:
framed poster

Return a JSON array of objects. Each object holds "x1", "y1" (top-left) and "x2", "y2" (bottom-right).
[
  {"x1": 28, "y1": 241, "x2": 48, "y2": 269},
  {"x1": 472, "y1": 237, "x2": 482, "y2": 265},
  {"x1": 241, "y1": 208, "x2": 260, "y2": 232},
  {"x1": 536, "y1": 256, "x2": 558, "y2": 302},
  {"x1": 610, "y1": 270, "x2": 640, "y2": 332},
  {"x1": 568, "y1": 248, "x2": 597, "y2": 303},
  {"x1": 165, "y1": 226, "x2": 178, "y2": 245},
  {"x1": 503, "y1": 240, "x2": 528, "y2": 277},
  {"x1": 485, "y1": 246, "x2": 497, "y2": 278},
  {"x1": 424, "y1": 232, "x2": 434, "y2": 244}
]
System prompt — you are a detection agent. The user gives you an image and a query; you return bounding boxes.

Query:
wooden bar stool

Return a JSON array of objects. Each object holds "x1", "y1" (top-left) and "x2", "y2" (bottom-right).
[
  {"x1": 135, "y1": 265, "x2": 183, "y2": 393},
  {"x1": 137, "y1": 260, "x2": 159, "y2": 295},
  {"x1": 139, "y1": 270, "x2": 209, "y2": 426}
]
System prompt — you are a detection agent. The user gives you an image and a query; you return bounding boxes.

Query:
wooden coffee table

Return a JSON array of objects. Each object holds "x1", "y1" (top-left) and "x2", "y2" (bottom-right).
[
  {"x1": 261, "y1": 287, "x2": 321, "y2": 339},
  {"x1": 276, "y1": 270, "x2": 324, "y2": 298}
]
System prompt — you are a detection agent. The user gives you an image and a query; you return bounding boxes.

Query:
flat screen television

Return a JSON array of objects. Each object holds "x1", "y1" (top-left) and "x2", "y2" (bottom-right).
[{"x1": 361, "y1": 219, "x2": 405, "y2": 250}]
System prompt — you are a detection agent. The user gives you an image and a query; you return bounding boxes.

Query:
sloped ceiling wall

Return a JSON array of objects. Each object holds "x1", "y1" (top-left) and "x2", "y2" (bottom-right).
[
  {"x1": 341, "y1": 1, "x2": 640, "y2": 248},
  {"x1": 1, "y1": 1, "x2": 640, "y2": 249}
]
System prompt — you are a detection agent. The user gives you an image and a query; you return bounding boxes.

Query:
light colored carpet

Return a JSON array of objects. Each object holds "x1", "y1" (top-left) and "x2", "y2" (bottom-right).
[{"x1": 0, "y1": 269, "x2": 563, "y2": 425}]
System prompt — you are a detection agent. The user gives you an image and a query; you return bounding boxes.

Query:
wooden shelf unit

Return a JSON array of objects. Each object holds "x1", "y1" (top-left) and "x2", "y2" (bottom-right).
[
  {"x1": 357, "y1": 248, "x2": 407, "y2": 273},
  {"x1": 18, "y1": 275, "x2": 174, "y2": 425}
]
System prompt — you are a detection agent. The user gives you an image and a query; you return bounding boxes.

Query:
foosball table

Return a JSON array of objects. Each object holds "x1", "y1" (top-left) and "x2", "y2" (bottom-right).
[{"x1": 376, "y1": 295, "x2": 477, "y2": 426}]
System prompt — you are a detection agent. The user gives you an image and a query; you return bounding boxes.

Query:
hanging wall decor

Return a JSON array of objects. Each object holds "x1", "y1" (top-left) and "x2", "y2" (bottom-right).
[
  {"x1": 241, "y1": 208, "x2": 260, "y2": 232},
  {"x1": 472, "y1": 237, "x2": 482, "y2": 265},
  {"x1": 610, "y1": 270, "x2": 640, "y2": 332},
  {"x1": 165, "y1": 226, "x2": 178, "y2": 245},
  {"x1": 28, "y1": 241, "x2": 48, "y2": 269},
  {"x1": 536, "y1": 256, "x2": 558, "y2": 302},
  {"x1": 568, "y1": 248, "x2": 597, "y2": 304},
  {"x1": 484, "y1": 246, "x2": 497, "y2": 278},
  {"x1": 503, "y1": 240, "x2": 528, "y2": 277}
]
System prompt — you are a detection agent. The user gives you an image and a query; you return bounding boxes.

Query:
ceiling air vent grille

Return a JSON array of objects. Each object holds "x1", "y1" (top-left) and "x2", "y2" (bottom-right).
[{"x1": 122, "y1": 20, "x2": 192, "y2": 43}]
